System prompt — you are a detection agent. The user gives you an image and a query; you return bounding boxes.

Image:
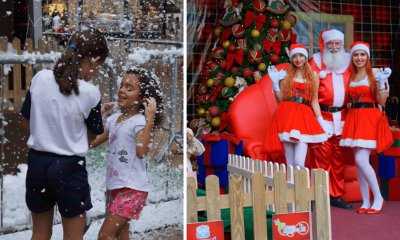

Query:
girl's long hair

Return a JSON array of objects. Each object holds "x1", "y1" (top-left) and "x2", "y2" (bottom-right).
[
  {"x1": 53, "y1": 28, "x2": 109, "y2": 95},
  {"x1": 126, "y1": 69, "x2": 165, "y2": 128},
  {"x1": 283, "y1": 61, "x2": 316, "y2": 100},
  {"x1": 348, "y1": 54, "x2": 376, "y2": 98}
]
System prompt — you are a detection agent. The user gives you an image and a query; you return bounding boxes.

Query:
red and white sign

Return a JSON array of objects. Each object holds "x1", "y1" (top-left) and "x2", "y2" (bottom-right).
[
  {"x1": 187, "y1": 220, "x2": 224, "y2": 240},
  {"x1": 272, "y1": 212, "x2": 310, "y2": 239}
]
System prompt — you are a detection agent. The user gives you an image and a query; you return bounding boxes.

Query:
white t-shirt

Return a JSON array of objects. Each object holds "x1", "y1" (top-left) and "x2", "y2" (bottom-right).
[
  {"x1": 21, "y1": 69, "x2": 104, "y2": 157},
  {"x1": 106, "y1": 113, "x2": 149, "y2": 192},
  {"x1": 53, "y1": 15, "x2": 60, "y2": 29},
  {"x1": 121, "y1": 20, "x2": 133, "y2": 34}
]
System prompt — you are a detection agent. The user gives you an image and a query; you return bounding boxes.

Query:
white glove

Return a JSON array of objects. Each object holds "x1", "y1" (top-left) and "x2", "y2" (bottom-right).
[
  {"x1": 317, "y1": 116, "x2": 332, "y2": 138},
  {"x1": 268, "y1": 66, "x2": 286, "y2": 92},
  {"x1": 377, "y1": 67, "x2": 391, "y2": 90}
]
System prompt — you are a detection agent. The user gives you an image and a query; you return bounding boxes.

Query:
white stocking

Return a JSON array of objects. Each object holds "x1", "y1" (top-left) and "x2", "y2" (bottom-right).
[
  {"x1": 354, "y1": 148, "x2": 383, "y2": 210},
  {"x1": 282, "y1": 142, "x2": 295, "y2": 167},
  {"x1": 294, "y1": 142, "x2": 308, "y2": 169}
]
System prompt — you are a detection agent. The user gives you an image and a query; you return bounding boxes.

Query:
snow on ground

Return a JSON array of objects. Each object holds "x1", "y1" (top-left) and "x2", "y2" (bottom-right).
[{"x1": 0, "y1": 146, "x2": 183, "y2": 239}]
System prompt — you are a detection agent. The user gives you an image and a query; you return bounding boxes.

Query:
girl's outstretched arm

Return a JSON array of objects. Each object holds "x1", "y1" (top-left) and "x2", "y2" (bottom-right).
[
  {"x1": 89, "y1": 128, "x2": 109, "y2": 149},
  {"x1": 136, "y1": 97, "x2": 156, "y2": 159}
]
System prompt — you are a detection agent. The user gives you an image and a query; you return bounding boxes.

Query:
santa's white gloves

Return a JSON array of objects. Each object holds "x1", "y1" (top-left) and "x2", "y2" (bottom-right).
[
  {"x1": 375, "y1": 67, "x2": 391, "y2": 92},
  {"x1": 317, "y1": 116, "x2": 332, "y2": 138},
  {"x1": 268, "y1": 66, "x2": 286, "y2": 92}
]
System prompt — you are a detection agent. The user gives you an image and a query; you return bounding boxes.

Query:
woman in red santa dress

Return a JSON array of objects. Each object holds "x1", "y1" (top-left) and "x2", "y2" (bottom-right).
[
  {"x1": 340, "y1": 42, "x2": 393, "y2": 214},
  {"x1": 265, "y1": 44, "x2": 328, "y2": 168}
]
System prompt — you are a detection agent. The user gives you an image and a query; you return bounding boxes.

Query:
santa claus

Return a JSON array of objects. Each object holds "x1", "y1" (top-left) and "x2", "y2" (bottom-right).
[{"x1": 308, "y1": 29, "x2": 353, "y2": 209}]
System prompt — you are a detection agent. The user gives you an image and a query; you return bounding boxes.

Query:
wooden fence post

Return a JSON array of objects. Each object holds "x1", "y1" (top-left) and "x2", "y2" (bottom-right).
[
  {"x1": 0, "y1": 38, "x2": 9, "y2": 110},
  {"x1": 274, "y1": 171, "x2": 288, "y2": 214},
  {"x1": 251, "y1": 172, "x2": 267, "y2": 239},
  {"x1": 205, "y1": 175, "x2": 221, "y2": 221},
  {"x1": 12, "y1": 38, "x2": 22, "y2": 111},
  {"x1": 25, "y1": 38, "x2": 33, "y2": 88},
  {"x1": 187, "y1": 176, "x2": 197, "y2": 224},
  {"x1": 38, "y1": 38, "x2": 46, "y2": 71},
  {"x1": 229, "y1": 173, "x2": 245, "y2": 240},
  {"x1": 313, "y1": 169, "x2": 331, "y2": 240}
]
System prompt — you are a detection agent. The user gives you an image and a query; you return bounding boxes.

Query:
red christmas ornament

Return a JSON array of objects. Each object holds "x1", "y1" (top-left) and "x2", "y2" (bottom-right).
[
  {"x1": 228, "y1": 44, "x2": 237, "y2": 53},
  {"x1": 212, "y1": 47, "x2": 225, "y2": 61},
  {"x1": 231, "y1": 67, "x2": 238, "y2": 74},
  {"x1": 269, "y1": 54, "x2": 279, "y2": 64},
  {"x1": 232, "y1": 24, "x2": 245, "y2": 38},
  {"x1": 252, "y1": 0, "x2": 267, "y2": 13},
  {"x1": 202, "y1": 69, "x2": 209, "y2": 79},
  {"x1": 198, "y1": 94, "x2": 209, "y2": 105},
  {"x1": 269, "y1": 19, "x2": 279, "y2": 29},
  {"x1": 285, "y1": 13, "x2": 297, "y2": 27},
  {"x1": 247, "y1": 50, "x2": 263, "y2": 64},
  {"x1": 206, "y1": 61, "x2": 218, "y2": 71},
  {"x1": 219, "y1": 60, "x2": 226, "y2": 70},
  {"x1": 189, "y1": 119, "x2": 200, "y2": 133},
  {"x1": 209, "y1": 106, "x2": 220, "y2": 117},
  {"x1": 242, "y1": 68, "x2": 253, "y2": 78},
  {"x1": 278, "y1": 30, "x2": 291, "y2": 42}
]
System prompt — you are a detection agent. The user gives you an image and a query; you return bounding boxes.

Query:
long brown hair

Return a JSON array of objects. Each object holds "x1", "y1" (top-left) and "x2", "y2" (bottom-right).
[
  {"x1": 283, "y1": 61, "x2": 316, "y2": 100},
  {"x1": 126, "y1": 69, "x2": 165, "y2": 128},
  {"x1": 348, "y1": 54, "x2": 376, "y2": 98},
  {"x1": 53, "y1": 28, "x2": 109, "y2": 95}
]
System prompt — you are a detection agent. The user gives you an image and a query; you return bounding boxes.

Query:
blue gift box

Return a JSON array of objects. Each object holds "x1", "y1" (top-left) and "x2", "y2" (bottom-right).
[
  {"x1": 378, "y1": 156, "x2": 400, "y2": 179},
  {"x1": 198, "y1": 165, "x2": 229, "y2": 187},
  {"x1": 197, "y1": 140, "x2": 243, "y2": 166}
]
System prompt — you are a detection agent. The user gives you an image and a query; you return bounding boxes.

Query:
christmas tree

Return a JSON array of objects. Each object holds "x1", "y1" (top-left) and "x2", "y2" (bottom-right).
[{"x1": 191, "y1": 0, "x2": 297, "y2": 134}]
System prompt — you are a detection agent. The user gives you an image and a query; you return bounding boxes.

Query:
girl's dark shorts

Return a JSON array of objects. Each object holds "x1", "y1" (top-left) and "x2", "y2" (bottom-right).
[{"x1": 25, "y1": 149, "x2": 93, "y2": 218}]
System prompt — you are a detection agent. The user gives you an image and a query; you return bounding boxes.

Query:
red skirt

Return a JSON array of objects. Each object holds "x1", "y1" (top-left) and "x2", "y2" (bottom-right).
[
  {"x1": 273, "y1": 101, "x2": 327, "y2": 144},
  {"x1": 340, "y1": 107, "x2": 392, "y2": 149}
]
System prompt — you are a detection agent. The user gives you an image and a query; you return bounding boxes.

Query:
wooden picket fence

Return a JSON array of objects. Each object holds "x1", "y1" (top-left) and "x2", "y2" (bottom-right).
[
  {"x1": 187, "y1": 159, "x2": 332, "y2": 239},
  {"x1": 0, "y1": 38, "x2": 47, "y2": 111}
]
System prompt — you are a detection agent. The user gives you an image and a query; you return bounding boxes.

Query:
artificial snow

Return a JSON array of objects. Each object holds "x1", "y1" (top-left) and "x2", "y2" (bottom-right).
[{"x1": 0, "y1": 146, "x2": 183, "y2": 239}]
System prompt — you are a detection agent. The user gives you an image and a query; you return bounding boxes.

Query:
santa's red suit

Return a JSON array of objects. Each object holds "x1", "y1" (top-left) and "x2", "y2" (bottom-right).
[{"x1": 308, "y1": 30, "x2": 354, "y2": 198}]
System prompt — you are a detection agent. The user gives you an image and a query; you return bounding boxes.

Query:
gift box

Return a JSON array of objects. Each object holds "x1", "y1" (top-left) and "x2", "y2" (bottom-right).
[
  {"x1": 371, "y1": 130, "x2": 400, "y2": 156},
  {"x1": 377, "y1": 156, "x2": 400, "y2": 179},
  {"x1": 198, "y1": 165, "x2": 229, "y2": 187},
  {"x1": 197, "y1": 135, "x2": 243, "y2": 166},
  {"x1": 372, "y1": 177, "x2": 400, "y2": 201}
]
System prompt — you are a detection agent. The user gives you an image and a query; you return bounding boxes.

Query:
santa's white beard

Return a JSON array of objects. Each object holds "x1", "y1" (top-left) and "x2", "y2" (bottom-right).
[{"x1": 323, "y1": 47, "x2": 346, "y2": 69}]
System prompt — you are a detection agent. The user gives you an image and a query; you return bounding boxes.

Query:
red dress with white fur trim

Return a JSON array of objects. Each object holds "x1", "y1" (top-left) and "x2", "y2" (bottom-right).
[
  {"x1": 273, "y1": 78, "x2": 327, "y2": 144},
  {"x1": 340, "y1": 76, "x2": 392, "y2": 149}
]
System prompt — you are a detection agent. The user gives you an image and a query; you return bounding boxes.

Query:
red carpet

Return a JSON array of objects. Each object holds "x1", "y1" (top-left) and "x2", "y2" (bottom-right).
[{"x1": 330, "y1": 201, "x2": 400, "y2": 240}]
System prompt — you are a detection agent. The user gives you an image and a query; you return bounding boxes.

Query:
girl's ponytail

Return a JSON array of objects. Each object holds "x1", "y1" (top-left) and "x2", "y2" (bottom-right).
[{"x1": 53, "y1": 28, "x2": 109, "y2": 95}]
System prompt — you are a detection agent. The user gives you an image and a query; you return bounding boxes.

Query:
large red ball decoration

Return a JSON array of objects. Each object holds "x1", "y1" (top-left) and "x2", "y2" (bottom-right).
[
  {"x1": 189, "y1": 119, "x2": 200, "y2": 133},
  {"x1": 202, "y1": 69, "x2": 209, "y2": 79},
  {"x1": 212, "y1": 47, "x2": 225, "y2": 61},
  {"x1": 252, "y1": 0, "x2": 267, "y2": 13},
  {"x1": 232, "y1": 24, "x2": 245, "y2": 38},
  {"x1": 231, "y1": 67, "x2": 238, "y2": 74},
  {"x1": 247, "y1": 50, "x2": 263, "y2": 64},
  {"x1": 269, "y1": 54, "x2": 279, "y2": 64},
  {"x1": 285, "y1": 13, "x2": 297, "y2": 27},
  {"x1": 219, "y1": 60, "x2": 226, "y2": 70},
  {"x1": 269, "y1": 19, "x2": 279, "y2": 29},
  {"x1": 206, "y1": 61, "x2": 218, "y2": 71},
  {"x1": 242, "y1": 68, "x2": 253, "y2": 78},
  {"x1": 198, "y1": 94, "x2": 209, "y2": 105},
  {"x1": 209, "y1": 106, "x2": 220, "y2": 117},
  {"x1": 228, "y1": 44, "x2": 237, "y2": 53},
  {"x1": 278, "y1": 30, "x2": 291, "y2": 42}
]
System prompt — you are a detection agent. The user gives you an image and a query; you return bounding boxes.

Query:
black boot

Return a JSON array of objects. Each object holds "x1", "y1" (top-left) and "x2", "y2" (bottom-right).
[{"x1": 330, "y1": 196, "x2": 353, "y2": 209}]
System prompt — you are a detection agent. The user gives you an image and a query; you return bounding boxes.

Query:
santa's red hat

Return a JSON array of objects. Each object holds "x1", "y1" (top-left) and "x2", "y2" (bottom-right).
[
  {"x1": 289, "y1": 44, "x2": 308, "y2": 59},
  {"x1": 350, "y1": 41, "x2": 370, "y2": 58},
  {"x1": 318, "y1": 29, "x2": 345, "y2": 79}
]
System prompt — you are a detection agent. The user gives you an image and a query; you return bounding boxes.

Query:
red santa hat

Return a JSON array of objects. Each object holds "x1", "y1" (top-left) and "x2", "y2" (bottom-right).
[
  {"x1": 318, "y1": 29, "x2": 345, "y2": 79},
  {"x1": 350, "y1": 41, "x2": 370, "y2": 58},
  {"x1": 289, "y1": 44, "x2": 308, "y2": 59}
]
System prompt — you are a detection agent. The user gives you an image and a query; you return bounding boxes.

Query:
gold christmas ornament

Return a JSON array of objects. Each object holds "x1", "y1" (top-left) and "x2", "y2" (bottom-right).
[
  {"x1": 281, "y1": 20, "x2": 292, "y2": 30},
  {"x1": 222, "y1": 40, "x2": 231, "y2": 49},
  {"x1": 214, "y1": 27, "x2": 222, "y2": 37},
  {"x1": 211, "y1": 117, "x2": 221, "y2": 128},
  {"x1": 224, "y1": 77, "x2": 235, "y2": 87},
  {"x1": 206, "y1": 78, "x2": 215, "y2": 88},
  {"x1": 258, "y1": 62, "x2": 267, "y2": 71},
  {"x1": 251, "y1": 29, "x2": 260, "y2": 38},
  {"x1": 198, "y1": 108, "x2": 206, "y2": 117}
]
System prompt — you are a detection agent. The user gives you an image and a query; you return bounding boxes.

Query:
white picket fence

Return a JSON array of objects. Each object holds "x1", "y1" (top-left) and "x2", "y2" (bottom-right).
[{"x1": 227, "y1": 154, "x2": 315, "y2": 238}]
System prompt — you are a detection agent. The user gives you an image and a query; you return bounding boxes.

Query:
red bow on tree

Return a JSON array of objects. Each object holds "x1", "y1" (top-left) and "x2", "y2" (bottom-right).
[
  {"x1": 219, "y1": 28, "x2": 232, "y2": 44},
  {"x1": 226, "y1": 49, "x2": 244, "y2": 70},
  {"x1": 209, "y1": 85, "x2": 223, "y2": 104},
  {"x1": 219, "y1": 112, "x2": 229, "y2": 132},
  {"x1": 244, "y1": 10, "x2": 266, "y2": 30},
  {"x1": 262, "y1": 38, "x2": 282, "y2": 54}
]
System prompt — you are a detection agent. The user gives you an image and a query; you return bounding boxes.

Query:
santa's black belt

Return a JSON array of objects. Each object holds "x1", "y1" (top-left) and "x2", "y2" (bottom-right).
[
  {"x1": 283, "y1": 96, "x2": 310, "y2": 106},
  {"x1": 350, "y1": 102, "x2": 379, "y2": 109},
  {"x1": 320, "y1": 104, "x2": 345, "y2": 113}
]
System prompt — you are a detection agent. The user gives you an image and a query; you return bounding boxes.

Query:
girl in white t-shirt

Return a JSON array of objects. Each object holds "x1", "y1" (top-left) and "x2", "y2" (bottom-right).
[{"x1": 90, "y1": 69, "x2": 164, "y2": 240}]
